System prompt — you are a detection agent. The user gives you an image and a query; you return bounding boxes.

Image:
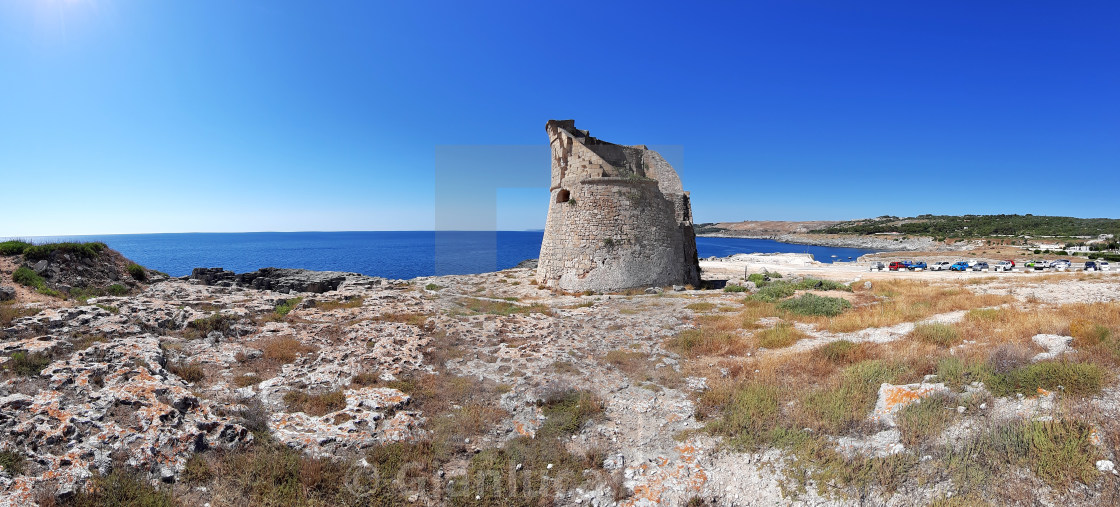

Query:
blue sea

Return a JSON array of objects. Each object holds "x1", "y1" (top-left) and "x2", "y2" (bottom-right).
[{"x1": 12, "y1": 232, "x2": 874, "y2": 279}]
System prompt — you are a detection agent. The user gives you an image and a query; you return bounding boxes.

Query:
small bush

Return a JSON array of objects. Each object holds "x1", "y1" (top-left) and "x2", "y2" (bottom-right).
[
  {"x1": 0, "y1": 303, "x2": 40, "y2": 326},
  {"x1": 723, "y1": 284, "x2": 748, "y2": 293},
  {"x1": 537, "y1": 389, "x2": 603, "y2": 438},
  {"x1": 4, "y1": 351, "x2": 51, "y2": 376},
  {"x1": 107, "y1": 284, "x2": 128, "y2": 296},
  {"x1": 666, "y1": 328, "x2": 746, "y2": 357},
  {"x1": 0, "y1": 240, "x2": 30, "y2": 256},
  {"x1": 987, "y1": 360, "x2": 1105, "y2": 397},
  {"x1": 0, "y1": 450, "x2": 25, "y2": 476},
  {"x1": 457, "y1": 297, "x2": 550, "y2": 316},
  {"x1": 284, "y1": 389, "x2": 347, "y2": 416},
  {"x1": 232, "y1": 374, "x2": 260, "y2": 388},
  {"x1": 1069, "y1": 319, "x2": 1111, "y2": 345},
  {"x1": 274, "y1": 297, "x2": 303, "y2": 316},
  {"x1": 750, "y1": 283, "x2": 797, "y2": 303},
  {"x1": 424, "y1": 283, "x2": 443, "y2": 291},
  {"x1": 12, "y1": 266, "x2": 45, "y2": 290},
  {"x1": 22, "y1": 241, "x2": 106, "y2": 261},
  {"x1": 182, "y1": 454, "x2": 212, "y2": 484},
  {"x1": 910, "y1": 323, "x2": 961, "y2": 347},
  {"x1": 816, "y1": 340, "x2": 874, "y2": 364},
  {"x1": 349, "y1": 372, "x2": 381, "y2": 386},
  {"x1": 981, "y1": 419, "x2": 1101, "y2": 487},
  {"x1": 756, "y1": 321, "x2": 804, "y2": 349},
  {"x1": 685, "y1": 302, "x2": 717, "y2": 311},
  {"x1": 896, "y1": 393, "x2": 955, "y2": 448},
  {"x1": 777, "y1": 293, "x2": 852, "y2": 317},
  {"x1": 261, "y1": 336, "x2": 314, "y2": 364},
  {"x1": 793, "y1": 277, "x2": 853, "y2": 292},
  {"x1": 185, "y1": 313, "x2": 239, "y2": 338},
  {"x1": 168, "y1": 361, "x2": 205, "y2": 383},
  {"x1": 67, "y1": 469, "x2": 175, "y2": 507},
  {"x1": 313, "y1": 296, "x2": 364, "y2": 310},
  {"x1": 706, "y1": 383, "x2": 781, "y2": 450},
  {"x1": 127, "y1": 263, "x2": 147, "y2": 282}
]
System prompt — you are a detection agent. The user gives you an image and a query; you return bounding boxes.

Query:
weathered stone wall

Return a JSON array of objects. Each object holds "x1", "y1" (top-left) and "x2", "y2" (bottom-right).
[{"x1": 538, "y1": 120, "x2": 700, "y2": 292}]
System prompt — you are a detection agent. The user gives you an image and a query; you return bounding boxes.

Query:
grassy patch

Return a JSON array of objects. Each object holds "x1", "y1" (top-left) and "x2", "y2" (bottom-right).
[
  {"x1": 987, "y1": 360, "x2": 1105, "y2": 397},
  {"x1": 910, "y1": 323, "x2": 961, "y2": 347},
  {"x1": 815, "y1": 340, "x2": 876, "y2": 364},
  {"x1": 756, "y1": 321, "x2": 804, "y2": 349},
  {"x1": 67, "y1": 469, "x2": 175, "y2": 507},
  {"x1": 777, "y1": 293, "x2": 852, "y2": 317},
  {"x1": 313, "y1": 296, "x2": 364, "y2": 310},
  {"x1": 749, "y1": 283, "x2": 796, "y2": 303},
  {"x1": 107, "y1": 284, "x2": 128, "y2": 296},
  {"x1": 0, "y1": 240, "x2": 31, "y2": 256},
  {"x1": 0, "y1": 302, "x2": 40, "y2": 326},
  {"x1": 424, "y1": 283, "x2": 443, "y2": 291},
  {"x1": 723, "y1": 284, "x2": 748, "y2": 293},
  {"x1": 685, "y1": 302, "x2": 717, "y2": 311},
  {"x1": 799, "y1": 360, "x2": 910, "y2": 434},
  {"x1": 895, "y1": 393, "x2": 956, "y2": 449},
  {"x1": 666, "y1": 328, "x2": 748, "y2": 357},
  {"x1": 792, "y1": 278, "x2": 852, "y2": 292},
  {"x1": 274, "y1": 297, "x2": 303, "y2": 316},
  {"x1": 456, "y1": 297, "x2": 550, "y2": 316},
  {"x1": 373, "y1": 312, "x2": 430, "y2": 327},
  {"x1": 4, "y1": 351, "x2": 51, "y2": 376},
  {"x1": 537, "y1": 388, "x2": 604, "y2": 438},
  {"x1": 22, "y1": 241, "x2": 107, "y2": 261},
  {"x1": 705, "y1": 383, "x2": 781, "y2": 450},
  {"x1": 283, "y1": 389, "x2": 347, "y2": 416}
]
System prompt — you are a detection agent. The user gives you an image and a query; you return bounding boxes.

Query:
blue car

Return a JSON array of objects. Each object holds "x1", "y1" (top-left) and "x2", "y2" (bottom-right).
[
  {"x1": 908, "y1": 261, "x2": 928, "y2": 271},
  {"x1": 950, "y1": 262, "x2": 970, "y2": 271}
]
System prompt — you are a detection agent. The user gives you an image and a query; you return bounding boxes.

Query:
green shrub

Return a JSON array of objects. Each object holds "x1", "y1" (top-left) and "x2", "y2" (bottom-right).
[
  {"x1": 0, "y1": 240, "x2": 30, "y2": 256},
  {"x1": 12, "y1": 266, "x2": 44, "y2": 289},
  {"x1": 801, "y1": 360, "x2": 910, "y2": 433},
  {"x1": 0, "y1": 450, "x2": 25, "y2": 476},
  {"x1": 910, "y1": 323, "x2": 961, "y2": 346},
  {"x1": 777, "y1": 293, "x2": 852, "y2": 316},
  {"x1": 127, "y1": 263, "x2": 147, "y2": 282},
  {"x1": 107, "y1": 284, "x2": 128, "y2": 296},
  {"x1": 706, "y1": 383, "x2": 781, "y2": 450},
  {"x1": 5, "y1": 351, "x2": 51, "y2": 376},
  {"x1": 22, "y1": 241, "x2": 106, "y2": 261},
  {"x1": 793, "y1": 277, "x2": 853, "y2": 292},
  {"x1": 537, "y1": 389, "x2": 603, "y2": 438},
  {"x1": 424, "y1": 283, "x2": 443, "y2": 291},
  {"x1": 185, "y1": 313, "x2": 239, "y2": 338},
  {"x1": 816, "y1": 340, "x2": 868, "y2": 364},
  {"x1": 986, "y1": 361, "x2": 1105, "y2": 397},
  {"x1": 895, "y1": 393, "x2": 955, "y2": 448},
  {"x1": 274, "y1": 297, "x2": 303, "y2": 316},
  {"x1": 723, "y1": 284, "x2": 748, "y2": 293},
  {"x1": 750, "y1": 282, "x2": 797, "y2": 303}
]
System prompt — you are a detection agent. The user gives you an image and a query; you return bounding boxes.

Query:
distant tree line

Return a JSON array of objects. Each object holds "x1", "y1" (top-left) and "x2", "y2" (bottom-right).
[{"x1": 811, "y1": 214, "x2": 1120, "y2": 239}]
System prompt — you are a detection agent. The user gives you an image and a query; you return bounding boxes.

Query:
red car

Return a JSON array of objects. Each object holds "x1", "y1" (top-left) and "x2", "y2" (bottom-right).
[{"x1": 889, "y1": 261, "x2": 907, "y2": 271}]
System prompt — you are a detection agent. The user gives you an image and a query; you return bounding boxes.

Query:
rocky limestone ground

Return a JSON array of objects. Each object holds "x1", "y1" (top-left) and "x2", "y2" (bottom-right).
[{"x1": 2, "y1": 252, "x2": 1120, "y2": 505}]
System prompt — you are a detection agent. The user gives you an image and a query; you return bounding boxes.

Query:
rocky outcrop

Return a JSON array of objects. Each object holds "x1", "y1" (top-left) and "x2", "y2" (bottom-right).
[
  {"x1": 0, "y1": 286, "x2": 14, "y2": 302},
  {"x1": 189, "y1": 267, "x2": 367, "y2": 294}
]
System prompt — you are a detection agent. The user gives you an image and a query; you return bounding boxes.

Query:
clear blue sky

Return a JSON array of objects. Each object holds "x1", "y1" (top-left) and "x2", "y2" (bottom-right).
[{"x1": 2, "y1": 1, "x2": 1117, "y2": 236}]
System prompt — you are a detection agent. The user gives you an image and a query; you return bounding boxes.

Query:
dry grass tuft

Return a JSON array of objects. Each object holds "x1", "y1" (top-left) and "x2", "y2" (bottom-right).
[
  {"x1": 666, "y1": 328, "x2": 750, "y2": 357},
  {"x1": 755, "y1": 321, "x2": 805, "y2": 349},
  {"x1": 260, "y1": 336, "x2": 316, "y2": 363},
  {"x1": 283, "y1": 389, "x2": 347, "y2": 416}
]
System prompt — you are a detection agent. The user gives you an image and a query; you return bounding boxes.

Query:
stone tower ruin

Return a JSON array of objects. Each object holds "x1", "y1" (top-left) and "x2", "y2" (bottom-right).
[{"x1": 537, "y1": 120, "x2": 701, "y2": 292}]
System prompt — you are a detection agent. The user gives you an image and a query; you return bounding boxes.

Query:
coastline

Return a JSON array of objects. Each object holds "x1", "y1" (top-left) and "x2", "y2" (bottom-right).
[{"x1": 697, "y1": 232, "x2": 976, "y2": 252}]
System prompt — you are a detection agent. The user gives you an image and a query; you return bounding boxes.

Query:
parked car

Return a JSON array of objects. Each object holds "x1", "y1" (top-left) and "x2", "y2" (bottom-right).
[
  {"x1": 1101, "y1": 261, "x2": 1111, "y2": 271},
  {"x1": 907, "y1": 261, "x2": 928, "y2": 271},
  {"x1": 950, "y1": 262, "x2": 970, "y2": 271},
  {"x1": 1006, "y1": 260, "x2": 1016, "y2": 267},
  {"x1": 931, "y1": 261, "x2": 952, "y2": 271},
  {"x1": 1085, "y1": 261, "x2": 1098, "y2": 271},
  {"x1": 1027, "y1": 260, "x2": 1048, "y2": 270},
  {"x1": 1050, "y1": 259, "x2": 1072, "y2": 270},
  {"x1": 994, "y1": 260, "x2": 1014, "y2": 272},
  {"x1": 869, "y1": 261, "x2": 885, "y2": 271},
  {"x1": 889, "y1": 261, "x2": 907, "y2": 271},
  {"x1": 972, "y1": 262, "x2": 989, "y2": 271}
]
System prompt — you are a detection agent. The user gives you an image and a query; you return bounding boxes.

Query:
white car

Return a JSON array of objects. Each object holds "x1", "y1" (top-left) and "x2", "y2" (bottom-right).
[
  {"x1": 869, "y1": 262, "x2": 885, "y2": 271},
  {"x1": 931, "y1": 261, "x2": 952, "y2": 271},
  {"x1": 1049, "y1": 259, "x2": 1072, "y2": 271},
  {"x1": 994, "y1": 261, "x2": 1014, "y2": 272},
  {"x1": 1101, "y1": 261, "x2": 1111, "y2": 271}
]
